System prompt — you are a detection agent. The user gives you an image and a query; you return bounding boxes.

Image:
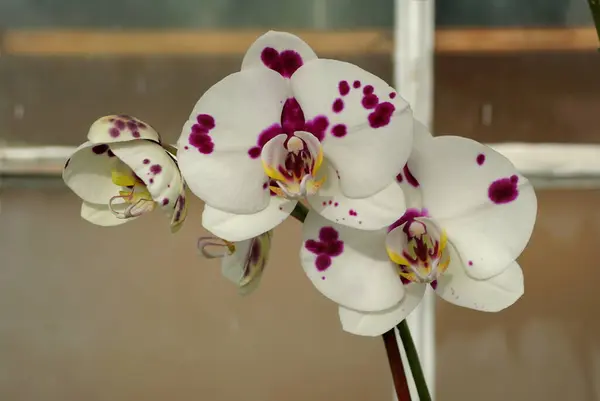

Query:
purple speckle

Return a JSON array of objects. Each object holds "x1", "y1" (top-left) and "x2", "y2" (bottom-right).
[
  {"x1": 115, "y1": 120, "x2": 126, "y2": 130},
  {"x1": 368, "y1": 102, "x2": 395, "y2": 128},
  {"x1": 260, "y1": 47, "x2": 303, "y2": 78},
  {"x1": 305, "y1": 227, "x2": 344, "y2": 272},
  {"x1": 92, "y1": 144, "x2": 109, "y2": 155},
  {"x1": 362, "y1": 94, "x2": 379, "y2": 109},
  {"x1": 162, "y1": 198, "x2": 169, "y2": 206},
  {"x1": 353, "y1": 80, "x2": 361, "y2": 88},
  {"x1": 126, "y1": 121, "x2": 137, "y2": 130},
  {"x1": 334, "y1": 202, "x2": 339, "y2": 207},
  {"x1": 363, "y1": 85, "x2": 374, "y2": 95},
  {"x1": 476, "y1": 153, "x2": 486, "y2": 165},
  {"x1": 332, "y1": 98, "x2": 344, "y2": 113},
  {"x1": 389, "y1": 92, "x2": 397, "y2": 99},
  {"x1": 150, "y1": 164, "x2": 162, "y2": 174},
  {"x1": 331, "y1": 124, "x2": 347, "y2": 138},
  {"x1": 132, "y1": 131, "x2": 141, "y2": 138},
  {"x1": 137, "y1": 122, "x2": 147, "y2": 129},
  {"x1": 488, "y1": 176, "x2": 519, "y2": 204},
  {"x1": 189, "y1": 113, "x2": 216, "y2": 154},
  {"x1": 149, "y1": 178, "x2": 154, "y2": 184},
  {"x1": 109, "y1": 128, "x2": 120, "y2": 138},
  {"x1": 319, "y1": 226, "x2": 339, "y2": 242},
  {"x1": 430, "y1": 280, "x2": 438, "y2": 290},
  {"x1": 321, "y1": 276, "x2": 326, "y2": 280},
  {"x1": 400, "y1": 276, "x2": 411, "y2": 285},
  {"x1": 315, "y1": 255, "x2": 332, "y2": 271},
  {"x1": 328, "y1": 200, "x2": 333, "y2": 205},
  {"x1": 403, "y1": 165, "x2": 419, "y2": 187},
  {"x1": 468, "y1": 260, "x2": 473, "y2": 266},
  {"x1": 248, "y1": 147, "x2": 262, "y2": 159},
  {"x1": 262, "y1": 182, "x2": 268, "y2": 190},
  {"x1": 143, "y1": 158, "x2": 150, "y2": 164},
  {"x1": 349, "y1": 209, "x2": 358, "y2": 216},
  {"x1": 338, "y1": 80, "x2": 350, "y2": 96},
  {"x1": 396, "y1": 173, "x2": 403, "y2": 183}
]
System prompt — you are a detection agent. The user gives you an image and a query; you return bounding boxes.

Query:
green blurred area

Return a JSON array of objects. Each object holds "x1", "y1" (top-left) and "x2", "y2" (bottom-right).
[{"x1": 0, "y1": 0, "x2": 593, "y2": 29}]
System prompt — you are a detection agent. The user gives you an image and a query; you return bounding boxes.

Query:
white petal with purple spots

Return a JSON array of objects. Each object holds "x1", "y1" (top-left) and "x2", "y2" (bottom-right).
[
  {"x1": 291, "y1": 59, "x2": 413, "y2": 199},
  {"x1": 338, "y1": 283, "x2": 426, "y2": 336},
  {"x1": 435, "y1": 244, "x2": 524, "y2": 312},
  {"x1": 241, "y1": 31, "x2": 317, "y2": 78},
  {"x1": 63, "y1": 142, "x2": 118, "y2": 204},
  {"x1": 87, "y1": 115, "x2": 160, "y2": 144},
  {"x1": 202, "y1": 198, "x2": 296, "y2": 242},
  {"x1": 177, "y1": 68, "x2": 290, "y2": 214},
  {"x1": 300, "y1": 211, "x2": 404, "y2": 312},
  {"x1": 306, "y1": 161, "x2": 406, "y2": 230}
]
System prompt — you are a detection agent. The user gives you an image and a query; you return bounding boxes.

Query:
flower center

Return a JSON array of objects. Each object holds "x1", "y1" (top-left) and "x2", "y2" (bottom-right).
[
  {"x1": 261, "y1": 132, "x2": 325, "y2": 199},
  {"x1": 108, "y1": 162, "x2": 156, "y2": 219},
  {"x1": 386, "y1": 216, "x2": 450, "y2": 284}
]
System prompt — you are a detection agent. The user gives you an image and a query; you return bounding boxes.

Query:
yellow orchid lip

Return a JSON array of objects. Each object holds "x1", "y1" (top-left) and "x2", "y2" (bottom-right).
[
  {"x1": 386, "y1": 217, "x2": 450, "y2": 284},
  {"x1": 262, "y1": 134, "x2": 326, "y2": 199}
]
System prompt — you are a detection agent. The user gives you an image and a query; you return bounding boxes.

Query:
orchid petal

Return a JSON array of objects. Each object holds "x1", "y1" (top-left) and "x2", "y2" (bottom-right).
[
  {"x1": 177, "y1": 68, "x2": 290, "y2": 214},
  {"x1": 338, "y1": 283, "x2": 426, "y2": 336},
  {"x1": 306, "y1": 161, "x2": 406, "y2": 230},
  {"x1": 241, "y1": 31, "x2": 317, "y2": 78},
  {"x1": 300, "y1": 211, "x2": 404, "y2": 312},
  {"x1": 202, "y1": 199, "x2": 296, "y2": 242},
  {"x1": 407, "y1": 136, "x2": 536, "y2": 279},
  {"x1": 87, "y1": 115, "x2": 160, "y2": 144},
  {"x1": 80, "y1": 201, "x2": 132, "y2": 226},
  {"x1": 63, "y1": 142, "x2": 118, "y2": 204},
  {"x1": 435, "y1": 245, "x2": 524, "y2": 312},
  {"x1": 291, "y1": 59, "x2": 413, "y2": 198}
]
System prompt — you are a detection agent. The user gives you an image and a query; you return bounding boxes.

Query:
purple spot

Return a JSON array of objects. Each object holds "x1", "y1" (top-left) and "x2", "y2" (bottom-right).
[
  {"x1": 400, "y1": 276, "x2": 411, "y2": 285},
  {"x1": 389, "y1": 92, "x2": 397, "y2": 99},
  {"x1": 476, "y1": 153, "x2": 485, "y2": 165},
  {"x1": 137, "y1": 122, "x2": 147, "y2": 129},
  {"x1": 132, "y1": 131, "x2": 141, "y2": 138},
  {"x1": 126, "y1": 121, "x2": 137, "y2": 130},
  {"x1": 143, "y1": 159, "x2": 150, "y2": 164},
  {"x1": 430, "y1": 280, "x2": 438, "y2": 290},
  {"x1": 319, "y1": 227, "x2": 339, "y2": 242},
  {"x1": 396, "y1": 173, "x2": 403, "y2": 183},
  {"x1": 353, "y1": 80, "x2": 361, "y2": 88},
  {"x1": 488, "y1": 176, "x2": 519, "y2": 204},
  {"x1": 403, "y1": 165, "x2": 419, "y2": 187},
  {"x1": 362, "y1": 94, "x2": 379, "y2": 109},
  {"x1": 331, "y1": 124, "x2": 347, "y2": 138},
  {"x1": 363, "y1": 85, "x2": 374, "y2": 95},
  {"x1": 315, "y1": 255, "x2": 332, "y2": 271},
  {"x1": 92, "y1": 144, "x2": 109, "y2": 155},
  {"x1": 368, "y1": 102, "x2": 395, "y2": 128},
  {"x1": 184, "y1": 146, "x2": 189, "y2": 150},
  {"x1": 262, "y1": 182, "x2": 268, "y2": 190},
  {"x1": 150, "y1": 164, "x2": 162, "y2": 174},
  {"x1": 192, "y1": 124, "x2": 208, "y2": 134},
  {"x1": 305, "y1": 116, "x2": 329, "y2": 142},
  {"x1": 149, "y1": 178, "x2": 154, "y2": 184},
  {"x1": 338, "y1": 81, "x2": 350, "y2": 96},
  {"x1": 115, "y1": 120, "x2": 126, "y2": 130},
  {"x1": 388, "y1": 208, "x2": 429, "y2": 233},
  {"x1": 334, "y1": 202, "x2": 339, "y2": 207},
  {"x1": 248, "y1": 146, "x2": 262, "y2": 159},
  {"x1": 260, "y1": 47, "x2": 303, "y2": 78},
  {"x1": 196, "y1": 114, "x2": 215, "y2": 130},
  {"x1": 321, "y1": 276, "x2": 326, "y2": 280},
  {"x1": 332, "y1": 98, "x2": 344, "y2": 113},
  {"x1": 322, "y1": 201, "x2": 327, "y2": 206},
  {"x1": 162, "y1": 198, "x2": 169, "y2": 206},
  {"x1": 349, "y1": 209, "x2": 358, "y2": 216},
  {"x1": 109, "y1": 128, "x2": 120, "y2": 138},
  {"x1": 328, "y1": 200, "x2": 332, "y2": 205},
  {"x1": 468, "y1": 261, "x2": 473, "y2": 266}
]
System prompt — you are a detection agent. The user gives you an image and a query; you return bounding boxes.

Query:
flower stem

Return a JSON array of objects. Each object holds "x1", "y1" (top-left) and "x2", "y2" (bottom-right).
[
  {"x1": 382, "y1": 329, "x2": 412, "y2": 400},
  {"x1": 589, "y1": 0, "x2": 600, "y2": 47},
  {"x1": 290, "y1": 202, "x2": 309, "y2": 222},
  {"x1": 397, "y1": 320, "x2": 432, "y2": 401}
]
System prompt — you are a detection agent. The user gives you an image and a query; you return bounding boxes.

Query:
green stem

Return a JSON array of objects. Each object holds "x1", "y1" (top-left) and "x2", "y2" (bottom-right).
[
  {"x1": 397, "y1": 320, "x2": 432, "y2": 401},
  {"x1": 588, "y1": 0, "x2": 600, "y2": 47},
  {"x1": 290, "y1": 202, "x2": 309, "y2": 222}
]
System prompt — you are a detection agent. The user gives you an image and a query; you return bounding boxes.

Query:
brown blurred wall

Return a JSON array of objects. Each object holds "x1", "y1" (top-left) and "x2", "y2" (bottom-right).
[{"x1": 1, "y1": 52, "x2": 599, "y2": 401}]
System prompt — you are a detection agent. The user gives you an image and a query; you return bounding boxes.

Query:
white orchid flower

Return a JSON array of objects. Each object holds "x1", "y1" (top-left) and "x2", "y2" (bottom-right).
[
  {"x1": 299, "y1": 122, "x2": 538, "y2": 336},
  {"x1": 198, "y1": 231, "x2": 273, "y2": 295},
  {"x1": 177, "y1": 31, "x2": 413, "y2": 243},
  {"x1": 63, "y1": 115, "x2": 188, "y2": 231}
]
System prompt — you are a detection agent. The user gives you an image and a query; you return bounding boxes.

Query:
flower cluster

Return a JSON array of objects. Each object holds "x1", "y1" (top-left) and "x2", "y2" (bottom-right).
[{"x1": 63, "y1": 31, "x2": 537, "y2": 336}]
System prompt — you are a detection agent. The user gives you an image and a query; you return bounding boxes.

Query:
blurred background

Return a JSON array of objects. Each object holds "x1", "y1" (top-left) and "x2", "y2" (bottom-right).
[{"x1": 0, "y1": 0, "x2": 599, "y2": 400}]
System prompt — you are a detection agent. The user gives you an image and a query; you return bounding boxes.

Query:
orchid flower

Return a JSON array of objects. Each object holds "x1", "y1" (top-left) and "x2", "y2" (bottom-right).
[
  {"x1": 299, "y1": 122, "x2": 538, "y2": 336},
  {"x1": 63, "y1": 115, "x2": 188, "y2": 231},
  {"x1": 177, "y1": 31, "x2": 413, "y2": 243},
  {"x1": 198, "y1": 231, "x2": 273, "y2": 295}
]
